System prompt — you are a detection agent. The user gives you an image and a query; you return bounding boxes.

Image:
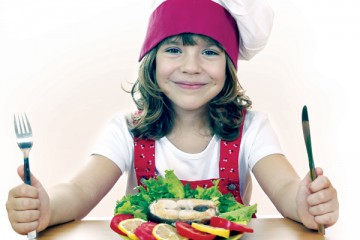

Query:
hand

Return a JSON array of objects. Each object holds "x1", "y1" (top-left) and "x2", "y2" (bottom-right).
[
  {"x1": 296, "y1": 167, "x2": 339, "y2": 229},
  {"x1": 6, "y1": 165, "x2": 51, "y2": 235}
]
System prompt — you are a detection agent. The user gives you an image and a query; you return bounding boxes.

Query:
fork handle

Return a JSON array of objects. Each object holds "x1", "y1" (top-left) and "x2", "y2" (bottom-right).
[
  {"x1": 27, "y1": 230, "x2": 36, "y2": 239},
  {"x1": 24, "y1": 157, "x2": 31, "y2": 185},
  {"x1": 23, "y1": 157, "x2": 36, "y2": 239}
]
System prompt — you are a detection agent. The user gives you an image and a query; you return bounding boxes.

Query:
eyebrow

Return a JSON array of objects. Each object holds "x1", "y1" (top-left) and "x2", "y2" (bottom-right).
[
  {"x1": 161, "y1": 39, "x2": 221, "y2": 49},
  {"x1": 162, "y1": 40, "x2": 181, "y2": 45}
]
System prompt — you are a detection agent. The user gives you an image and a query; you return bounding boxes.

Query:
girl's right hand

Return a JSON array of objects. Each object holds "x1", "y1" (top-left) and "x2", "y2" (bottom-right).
[{"x1": 6, "y1": 165, "x2": 51, "y2": 235}]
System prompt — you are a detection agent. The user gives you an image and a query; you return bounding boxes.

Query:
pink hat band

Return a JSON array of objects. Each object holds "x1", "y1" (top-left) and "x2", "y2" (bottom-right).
[{"x1": 139, "y1": 0, "x2": 239, "y2": 68}]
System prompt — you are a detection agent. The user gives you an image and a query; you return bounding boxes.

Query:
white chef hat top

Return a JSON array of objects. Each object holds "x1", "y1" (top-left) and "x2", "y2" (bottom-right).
[{"x1": 213, "y1": 0, "x2": 274, "y2": 60}]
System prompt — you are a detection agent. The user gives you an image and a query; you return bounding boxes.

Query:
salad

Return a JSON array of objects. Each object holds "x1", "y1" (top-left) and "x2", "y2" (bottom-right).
[{"x1": 111, "y1": 170, "x2": 257, "y2": 239}]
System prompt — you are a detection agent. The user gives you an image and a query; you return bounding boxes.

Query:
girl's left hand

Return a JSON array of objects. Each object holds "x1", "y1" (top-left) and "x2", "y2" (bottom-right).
[{"x1": 296, "y1": 167, "x2": 339, "y2": 229}]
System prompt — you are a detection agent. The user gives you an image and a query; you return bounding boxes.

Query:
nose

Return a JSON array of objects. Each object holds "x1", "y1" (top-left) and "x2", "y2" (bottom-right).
[{"x1": 180, "y1": 52, "x2": 202, "y2": 74}]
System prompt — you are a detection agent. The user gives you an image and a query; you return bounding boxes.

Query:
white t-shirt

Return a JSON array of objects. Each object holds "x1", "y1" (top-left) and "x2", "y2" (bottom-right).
[{"x1": 91, "y1": 110, "x2": 283, "y2": 204}]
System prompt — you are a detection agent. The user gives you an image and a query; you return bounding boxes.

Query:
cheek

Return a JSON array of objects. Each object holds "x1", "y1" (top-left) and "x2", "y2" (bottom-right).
[
  {"x1": 155, "y1": 59, "x2": 172, "y2": 82},
  {"x1": 211, "y1": 71, "x2": 226, "y2": 87},
  {"x1": 155, "y1": 69, "x2": 170, "y2": 93},
  {"x1": 209, "y1": 62, "x2": 226, "y2": 84}
]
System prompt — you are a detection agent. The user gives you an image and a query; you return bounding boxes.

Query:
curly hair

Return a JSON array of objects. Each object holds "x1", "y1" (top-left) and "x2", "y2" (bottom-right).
[{"x1": 129, "y1": 33, "x2": 252, "y2": 141}]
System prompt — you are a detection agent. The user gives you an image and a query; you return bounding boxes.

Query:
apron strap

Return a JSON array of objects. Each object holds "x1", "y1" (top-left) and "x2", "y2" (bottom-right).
[
  {"x1": 218, "y1": 109, "x2": 247, "y2": 203},
  {"x1": 134, "y1": 137, "x2": 156, "y2": 185}
]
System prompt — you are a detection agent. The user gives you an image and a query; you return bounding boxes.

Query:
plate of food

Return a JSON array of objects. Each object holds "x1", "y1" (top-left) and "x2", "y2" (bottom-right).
[{"x1": 110, "y1": 170, "x2": 256, "y2": 239}]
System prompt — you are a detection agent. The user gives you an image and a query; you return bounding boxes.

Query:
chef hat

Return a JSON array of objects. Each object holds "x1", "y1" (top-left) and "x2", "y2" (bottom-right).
[{"x1": 139, "y1": 0, "x2": 274, "y2": 68}]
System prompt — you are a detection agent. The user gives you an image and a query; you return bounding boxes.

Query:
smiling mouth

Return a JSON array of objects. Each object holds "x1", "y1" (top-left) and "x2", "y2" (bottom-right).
[{"x1": 175, "y1": 82, "x2": 206, "y2": 89}]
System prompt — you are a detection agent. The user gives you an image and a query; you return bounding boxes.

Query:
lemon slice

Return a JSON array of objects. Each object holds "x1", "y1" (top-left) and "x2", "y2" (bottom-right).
[
  {"x1": 191, "y1": 222, "x2": 230, "y2": 238},
  {"x1": 118, "y1": 218, "x2": 146, "y2": 240},
  {"x1": 152, "y1": 223, "x2": 188, "y2": 240}
]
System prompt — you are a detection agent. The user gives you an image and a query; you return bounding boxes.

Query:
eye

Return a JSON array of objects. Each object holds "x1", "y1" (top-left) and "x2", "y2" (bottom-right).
[
  {"x1": 202, "y1": 49, "x2": 220, "y2": 56},
  {"x1": 165, "y1": 47, "x2": 182, "y2": 54}
]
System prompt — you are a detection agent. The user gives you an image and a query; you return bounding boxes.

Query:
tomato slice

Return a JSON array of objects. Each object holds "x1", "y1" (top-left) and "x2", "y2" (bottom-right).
[
  {"x1": 134, "y1": 222, "x2": 157, "y2": 240},
  {"x1": 210, "y1": 217, "x2": 254, "y2": 233},
  {"x1": 176, "y1": 222, "x2": 216, "y2": 240},
  {"x1": 110, "y1": 214, "x2": 134, "y2": 235}
]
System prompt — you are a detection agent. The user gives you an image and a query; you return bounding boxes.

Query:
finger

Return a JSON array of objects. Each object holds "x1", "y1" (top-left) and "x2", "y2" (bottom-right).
[
  {"x1": 309, "y1": 175, "x2": 332, "y2": 193},
  {"x1": 17, "y1": 165, "x2": 26, "y2": 180},
  {"x1": 308, "y1": 197, "x2": 339, "y2": 216},
  {"x1": 301, "y1": 171, "x2": 313, "y2": 186},
  {"x1": 314, "y1": 210, "x2": 339, "y2": 227},
  {"x1": 12, "y1": 196, "x2": 41, "y2": 211},
  {"x1": 17, "y1": 165, "x2": 43, "y2": 188},
  {"x1": 308, "y1": 182, "x2": 337, "y2": 205},
  {"x1": 303, "y1": 167, "x2": 324, "y2": 185},
  {"x1": 9, "y1": 209, "x2": 41, "y2": 223},
  {"x1": 8, "y1": 184, "x2": 38, "y2": 199},
  {"x1": 10, "y1": 221, "x2": 39, "y2": 235},
  {"x1": 315, "y1": 167, "x2": 324, "y2": 177}
]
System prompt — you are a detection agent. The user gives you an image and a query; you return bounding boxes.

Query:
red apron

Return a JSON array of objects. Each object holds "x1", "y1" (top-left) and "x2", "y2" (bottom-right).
[{"x1": 134, "y1": 110, "x2": 246, "y2": 204}]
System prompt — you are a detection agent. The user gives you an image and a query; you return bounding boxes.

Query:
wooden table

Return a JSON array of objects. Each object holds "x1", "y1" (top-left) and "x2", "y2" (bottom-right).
[{"x1": 36, "y1": 218, "x2": 331, "y2": 240}]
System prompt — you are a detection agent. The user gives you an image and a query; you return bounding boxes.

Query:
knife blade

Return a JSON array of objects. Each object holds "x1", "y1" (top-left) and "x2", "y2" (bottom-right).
[{"x1": 301, "y1": 105, "x2": 325, "y2": 235}]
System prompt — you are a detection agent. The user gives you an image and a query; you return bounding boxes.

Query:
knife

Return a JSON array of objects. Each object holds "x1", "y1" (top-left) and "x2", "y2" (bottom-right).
[{"x1": 301, "y1": 105, "x2": 325, "y2": 235}]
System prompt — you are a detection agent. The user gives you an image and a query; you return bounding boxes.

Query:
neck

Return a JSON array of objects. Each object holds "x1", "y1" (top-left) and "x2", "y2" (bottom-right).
[
  {"x1": 166, "y1": 107, "x2": 213, "y2": 153},
  {"x1": 169, "y1": 107, "x2": 211, "y2": 137}
]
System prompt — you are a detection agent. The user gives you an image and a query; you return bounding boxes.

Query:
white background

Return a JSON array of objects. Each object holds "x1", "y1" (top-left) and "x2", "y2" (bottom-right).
[{"x1": 1, "y1": 0, "x2": 358, "y2": 239}]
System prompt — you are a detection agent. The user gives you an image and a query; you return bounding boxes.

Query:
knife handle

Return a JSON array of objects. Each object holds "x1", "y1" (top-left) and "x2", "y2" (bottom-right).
[
  {"x1": 318, "y1": 224, "x2": 325, "y2": 235},
  {"x1": 309, "y1": 168, "x2": 325, "y2": 234},
  {"x1": 310, "y1": 167, "x2": 317, "y2": 182}
]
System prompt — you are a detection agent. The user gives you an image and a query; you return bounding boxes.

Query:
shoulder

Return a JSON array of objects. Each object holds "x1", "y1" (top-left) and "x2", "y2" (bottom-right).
[
  {"x1": 242, "y1": 109, "x2": 278, "y2": 141},
  {"x1": 242, "y1": 110, "x2": 284, "y2": 169},
  {"x1": 109, "y1": 112, "x2": 133, "y2": 126},
  {"x1": 103, "y1": 111, "x2": 134, "y2": 136},
  {"x1": 244, "y1": 110, "x2": 270, "y2": 128}
]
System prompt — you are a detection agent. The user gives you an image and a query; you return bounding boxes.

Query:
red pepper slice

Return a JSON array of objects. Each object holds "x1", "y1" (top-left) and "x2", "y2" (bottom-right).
[
  {"x1": 109, "y1": 214, "x2": 134, "y2": 235},
  {"x1": 176, "y1": 222, "x2": 216, "y2": 240},
  {"x1": 134, "y1": 222, "x2": 157, "y2": 240},
  {"x1": 210, "y1": 217, "x2": 254, "y2": 233}
]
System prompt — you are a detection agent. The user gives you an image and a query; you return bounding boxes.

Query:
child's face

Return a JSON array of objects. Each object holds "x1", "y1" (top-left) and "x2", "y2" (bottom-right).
[{"x1": 155, "y1": 35, "x2": 226, "y2": 112}]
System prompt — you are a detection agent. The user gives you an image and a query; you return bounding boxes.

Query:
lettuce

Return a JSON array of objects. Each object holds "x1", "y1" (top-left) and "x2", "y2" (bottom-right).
[
  {"x1": 219, "y1": 204, "x2": 257, "y2": 223},
  {"x1": 217, "y1": 193, "x2": 245, "y2": 213},
  {"x1": 114, "y1": 169, "x2": 257, "y2": 223},
  {"x1": 194, "y1": 179, "x2": 223, "y2": 200},
  {"x1": 164, "y1": 170, "x2": 185, "y2": 198}
]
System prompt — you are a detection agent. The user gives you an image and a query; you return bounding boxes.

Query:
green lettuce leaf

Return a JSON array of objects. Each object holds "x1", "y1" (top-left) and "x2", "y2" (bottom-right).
[
  {"x1": 194, "y1": 179, "x2": 223, "y2": 201},
  {"x1": 217, "y1": 193, "x2": 245, "y2": 213},
  {"x1": 184, "y1": 183, "x2": 197, "y2": 198},
  {"x1": 163, "y1": 170, "x2": 185, "y2": 198},
  {"x1": 218, "y1": 204, "x2": 257, "y2": 223}
]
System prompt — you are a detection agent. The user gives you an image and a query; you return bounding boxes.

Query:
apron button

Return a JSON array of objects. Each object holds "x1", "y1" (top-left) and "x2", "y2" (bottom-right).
[
  {"x1": 227, "y1": 183, "x2": 236, "y2": 190},
  {"x1": 140, "y1": 177, "x2": 147, "y2": 184}
]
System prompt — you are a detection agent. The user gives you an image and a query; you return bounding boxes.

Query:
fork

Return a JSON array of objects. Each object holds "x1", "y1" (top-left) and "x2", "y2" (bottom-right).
[{"x1": 13, "y1": 112, "x2": 37, "y2": 239}]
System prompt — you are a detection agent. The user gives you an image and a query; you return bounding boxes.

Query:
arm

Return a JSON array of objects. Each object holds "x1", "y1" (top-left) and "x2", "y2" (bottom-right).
[
  {"x1": 48, "y1": 154, "x2": 122, "y2": 226},
  {"x1": 7, "y1": 154, "x2": 121, "y2": 235},
  {"x1": 252, "y1": 154, "x2": 301, "y2": 221},
  {"x1": 252, "y1": 154, "x2": 339, "y2": 229}
]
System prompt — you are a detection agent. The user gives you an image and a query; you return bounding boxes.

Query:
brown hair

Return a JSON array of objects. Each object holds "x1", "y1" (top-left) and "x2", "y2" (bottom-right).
[{"x1": 129, "y1": 34, "x2": 252, "y2": 141}]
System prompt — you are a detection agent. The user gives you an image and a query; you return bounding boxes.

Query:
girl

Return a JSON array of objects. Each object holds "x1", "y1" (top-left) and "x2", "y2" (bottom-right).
[{"x1": 6, "y1": 0, "x2": 339, "y2": 236}]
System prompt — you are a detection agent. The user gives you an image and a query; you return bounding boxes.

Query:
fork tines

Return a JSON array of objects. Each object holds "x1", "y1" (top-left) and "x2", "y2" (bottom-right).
[
  {"x1": 14, "y1": 113, "x2": 32, "y2": 135},
  {"x1": 13, "y1": 112, "x2": 33, "y2": 148}
]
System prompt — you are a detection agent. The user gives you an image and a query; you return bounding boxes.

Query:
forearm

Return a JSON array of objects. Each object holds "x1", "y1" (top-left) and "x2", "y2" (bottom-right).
[
  {"x1": 47, "y1": 155, "x2": 122, "y2": 227},
  {"x1": 271, "y1": 179, "x2": 301, "y2": 222},
  {"x1": 47, "y1": 182, "x2": 95, "y2": 226},
  {"x1": 253, "y1": 155, "x2": 302, "y2": 222}
]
